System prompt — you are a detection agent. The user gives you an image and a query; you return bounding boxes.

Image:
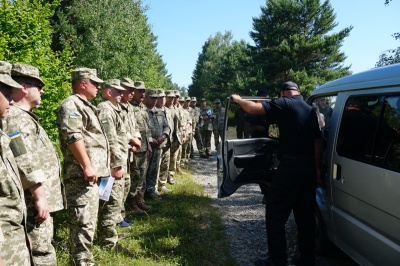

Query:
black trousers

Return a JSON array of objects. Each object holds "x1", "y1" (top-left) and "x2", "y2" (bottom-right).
[{"x1": 265, "y1": 157, "x2": 316, "y2": 266}]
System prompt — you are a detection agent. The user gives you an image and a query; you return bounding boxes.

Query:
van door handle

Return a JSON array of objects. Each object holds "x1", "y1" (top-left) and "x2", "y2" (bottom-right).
[{"x1": 333, "y1": 163, "x2": 342, "y2": 181}]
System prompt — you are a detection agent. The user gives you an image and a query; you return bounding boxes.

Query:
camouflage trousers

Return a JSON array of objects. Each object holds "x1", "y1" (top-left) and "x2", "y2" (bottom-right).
[
  {"x1": 201, "y1": 129, "x2": 213, "y2": 153},
  {"x1": 145, "y1": 147, "x2": 162, "y2": 194},
  {"x1": 192, "y1": 129, "x2": 205, "y2": 156},
  {"x1": 181, "y1": 133, "x2": 192, "y2": 161},
  {"x1": 120, "y1": 172, "x2": 130, "y2": 220},
  {"x1": 66, "y1": 181, "x2": 99, "y2": 266},
  {"x1": 158, "y1": 145, "x2": 171, "y2": 189},
  {"x1": 169, "y1": 140, "x2": 181, "y2": 180},
  {"x1": 26, "y1": 209, "x2": 56, "y2": 266},
  {"x1": 98, "y1": 177, "x2": 124, "y2": 248},
  {"x1": 129, "y1": 151, "x2": 149, "y2": 199},
  {"x1": 0, "y1": 221, "x2": 31, "y2": 266},
  {"x1": 213, "y1": 129, "x2": 223, "y2": 151}
]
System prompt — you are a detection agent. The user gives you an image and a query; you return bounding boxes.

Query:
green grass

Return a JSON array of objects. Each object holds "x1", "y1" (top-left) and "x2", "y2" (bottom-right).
[{"x1": 54, "y1": 168, "x2": 238, "y2": 266}]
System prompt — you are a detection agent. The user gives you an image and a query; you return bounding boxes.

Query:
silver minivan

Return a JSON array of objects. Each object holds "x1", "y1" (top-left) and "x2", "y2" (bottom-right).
[{"x1": 218, "y1": 63, "x2": 400, "y2": 265}]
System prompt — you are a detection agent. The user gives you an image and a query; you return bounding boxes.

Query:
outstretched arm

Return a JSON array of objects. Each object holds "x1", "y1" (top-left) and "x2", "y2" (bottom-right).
[{"x1": 231, "y1": 94, "x2": 266, "y2": 115}]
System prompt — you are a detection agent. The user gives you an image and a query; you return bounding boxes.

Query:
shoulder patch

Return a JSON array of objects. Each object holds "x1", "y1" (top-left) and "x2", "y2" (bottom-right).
[
  {"x1": 69, "y1": 113, "x2": 78, "y2": 118},
  {"x1": 101, "y1": 119, "x2": 108, "y2": 124},
  {"x1": 9, "y1": 132, "x2": 21, "y2": 139}
]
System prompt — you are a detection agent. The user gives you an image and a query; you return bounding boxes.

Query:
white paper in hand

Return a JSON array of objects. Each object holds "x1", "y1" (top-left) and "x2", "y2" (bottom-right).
[{"x1": 98, "y1": 176, "x2": 115, "y2": 201}]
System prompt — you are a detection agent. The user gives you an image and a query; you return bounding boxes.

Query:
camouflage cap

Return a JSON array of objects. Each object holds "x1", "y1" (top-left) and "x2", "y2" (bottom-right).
[
  {"x1": 103, "y1": 79, "x2": 125, "y2": 91},
  {"x1": 11, "y1": 63, "x2": 45, "y2": 86},
  {"x1": 157, "y1": 89, "x2": 166, "y2": 97},
  {"x1": 200, "y1": 98, "x2": 206, "y2": 102},
  {"x1": 72, "y1": 68, "x2": 104, "y2": 83},
  {"x1": 191, "y1": 97, "x2": 197, "y2": 102},
  {"x1": 174, "y1": 90, "x2": 181, "y2": 97},
  {"x1": 120, "y1": 77, "x2": 135, "y2": 88},
  {"x1": 0, "y1": 61, "x2": 23, "y2": 89},
  {"x1": 185, "y1": 96, "x2": 191, "y2": 101},
  {"x1": 214, "y1": 99, "x2": 221, "y2": 104},
  {"x1": 134, "y1": 81, "x2": 146, "y2": 90},
  {"x1": 165, "y1": 90, "x2": 175, "y2": 97},
  {"x1": 178, "y1": 96, "x2": 185, "y2": 102},
  {"x1": 146, "y1": 89, "x2": 158, "y2": 97}
]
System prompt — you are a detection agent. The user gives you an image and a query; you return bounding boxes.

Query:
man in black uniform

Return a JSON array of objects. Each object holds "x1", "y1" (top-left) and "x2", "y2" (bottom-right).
[{"x1": 231, "y1": 81, "x2": 322, "y2": 266}]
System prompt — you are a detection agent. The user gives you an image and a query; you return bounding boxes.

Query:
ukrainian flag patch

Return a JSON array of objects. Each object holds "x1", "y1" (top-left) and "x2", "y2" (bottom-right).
[
  {"x1": 69, "y1": 113, "x2": 78, "y2": 118},
  {"x1": 9, "y1": 132, "x2": 21, "y2": 139},
  {"x1": 101, "y1": 119, "x2": 108, "y2": 124}
]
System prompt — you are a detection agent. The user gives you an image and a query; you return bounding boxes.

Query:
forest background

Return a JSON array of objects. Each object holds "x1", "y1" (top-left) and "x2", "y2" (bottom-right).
[{"x1": 0, "y1": 0, "x2": 399, "y2": 144}]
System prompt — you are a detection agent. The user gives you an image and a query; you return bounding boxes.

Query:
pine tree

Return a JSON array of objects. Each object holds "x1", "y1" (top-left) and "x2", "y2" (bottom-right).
[{"x1": 250, "y1": 0, "x2": 352, "y2": 97}]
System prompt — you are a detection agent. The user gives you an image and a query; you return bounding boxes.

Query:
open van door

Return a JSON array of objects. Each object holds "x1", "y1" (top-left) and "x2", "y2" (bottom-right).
[{"x1": 217, "y1": 96, "x2": 279, "y2": 198}]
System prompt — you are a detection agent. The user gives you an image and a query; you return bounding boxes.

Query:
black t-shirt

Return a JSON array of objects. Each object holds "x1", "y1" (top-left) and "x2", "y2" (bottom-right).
[{"x1": 262, "y1": 95, "x2": 321, "y2": 159}]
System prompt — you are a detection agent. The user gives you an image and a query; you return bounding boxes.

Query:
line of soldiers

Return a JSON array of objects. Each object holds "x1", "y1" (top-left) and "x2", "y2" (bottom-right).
[{"x1": 0, "y1": 61, "x2": 225, "y2": 266}]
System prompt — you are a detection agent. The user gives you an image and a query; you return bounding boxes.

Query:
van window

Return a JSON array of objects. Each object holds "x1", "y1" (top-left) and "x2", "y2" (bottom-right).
[{"x1": 336, "y1": 95, "x2": 400, "y2": 171}]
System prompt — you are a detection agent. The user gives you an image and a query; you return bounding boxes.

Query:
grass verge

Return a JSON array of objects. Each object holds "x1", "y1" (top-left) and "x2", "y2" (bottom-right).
[{"x1": 54, "y1": 167, "x2": 237, "y2": 266}]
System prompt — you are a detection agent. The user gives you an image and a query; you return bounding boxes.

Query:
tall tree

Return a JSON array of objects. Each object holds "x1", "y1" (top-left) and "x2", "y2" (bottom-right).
[
  {"x1": 0, "y1": 0, "x2": 73, "y2": 142},
  {"x1": 53, "y1": 0, "x2": 170, "y2": 88},
  {"x1": 250, "y1": 0, "x2": 352, "y2": 97},
  {"x1": 189, "y1": 31, "x2": 255, "y2": 101}
]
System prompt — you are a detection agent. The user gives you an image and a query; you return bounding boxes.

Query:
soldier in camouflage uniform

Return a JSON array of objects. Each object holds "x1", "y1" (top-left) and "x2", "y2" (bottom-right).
[
  {"x1": 57, "y1": 68, "x2": 110, "y2": 266},
  {"x1": 128, "y1": 81, "x2": 152, "y2": 213},
  {"x1": 176, "y1": 96, "x2": 188, "y2": 170},
  {"x1": 181, "y1": 97, "x2": 193, "y2": 164},
  {"x1": 97, "y1": 79, "x2": 128, "y2": 247},
  {"x1": 3, "y1": 63, "x2": 65, "y2": 266},
  {"x1": 119, "y1": 78, "x2": 142, "y2": 218},
  {"x1": 0, "y1": 61, "x2": 32, "y2": 266},
  {"x1": 144, "y1": 89, "x2": 169, "y2": 200},
  {"x1": 165, "y1": 90, "x2": 178, "y2": 185},
  {"x1": 189, "y1": 97, "x2": 207, "y2": 158},
  {"x1": 199, "y1": 98, "x2": 213, "y2": 156},
  {"x1": 168, "y1": 90, "x2": 185, "y2": 183},
  {"x1": 212, "y1": 99, "x2": 225, "y2": 151},
  {"x1": 156, "y1": 89, "x2": 174, "y2": 193}
]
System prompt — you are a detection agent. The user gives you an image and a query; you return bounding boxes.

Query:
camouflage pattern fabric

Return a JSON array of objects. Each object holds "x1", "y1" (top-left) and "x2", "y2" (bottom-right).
[
  {"x1": 57, "y1": 94, "x2": 110, "y2": 264},
  {"x1": 200, "y1": 106, "x2": 213, "y2": 153},
  {"x1": 0, "y1": 131, "x2": 31, "y2": 266},
  {"x1": 119, "y1": 102, "x2": 140, "y2": 217},
  {"x1": 181, "y1": 107, "x2": 192, "y2": 161},
  {"x1": 97, "y1": 100, "x2": 128, "y2": 247},
  {"x1": 212, "y1": 106, "x2": 225, "y2": 150},
  {"x1": 129, "y1": 101, "x2": 151, "y2": 198},
  {"x1": 3, "y1": 105, "x2": 64, "y2": 266},
  {"x1": 190, "y1": 106, "x2": 205, "y2": 155},
  {"x1": 145, "y1": 107, "x2": 169, "y2": 193},
  {"x1": 157, "y1": 107, "x2": 173, "y2": 188}
]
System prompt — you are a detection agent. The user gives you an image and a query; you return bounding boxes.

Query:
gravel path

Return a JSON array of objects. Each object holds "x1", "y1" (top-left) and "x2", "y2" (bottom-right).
[{"x1": 189, "y1": 140, "x2": 356, "y2": 266}]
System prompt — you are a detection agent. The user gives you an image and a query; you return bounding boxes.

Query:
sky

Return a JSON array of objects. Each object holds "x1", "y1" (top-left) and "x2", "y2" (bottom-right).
[{"x1": 144, "y1": 0, "x2": 400, "y2": 88}]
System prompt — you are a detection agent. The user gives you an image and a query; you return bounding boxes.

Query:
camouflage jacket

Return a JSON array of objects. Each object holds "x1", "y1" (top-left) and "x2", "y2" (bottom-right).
[
  {"x1": 3, "y1": 105, "x2": 64, "y2": 213},
  {"x1": 199, "y1": 106, "x2": 213, "y2": 131},
  {"x1": 166, "y1": 105, "x2": 181, "y2": 144},
  {"x1": 120, "y1": 102, "x2": 141, "y2": 163},
  {"x1": 147, "y1": 106, "x2": 170, "y2": 149},
  {"x1": 131, "y1": 101, "x2": 152, "y2": 152},
  {"x1": 0, "y1": 130, "x2": 31, "y2": 265},
  {"x1": 182, "y1": 107, "x2": 193, "y2": 134},
  {"x1": 57, "y1": 94, "x2": 110, "y2": 180},
  {"x1": 212, "y1": 107, "x2": 225, "y2": 131},
  {"x1": 157, "y1": 106, "x2": 174, "y2": 147},
  {"x1": 97, "y1": 101, "x2": 128, "y2": 170}
]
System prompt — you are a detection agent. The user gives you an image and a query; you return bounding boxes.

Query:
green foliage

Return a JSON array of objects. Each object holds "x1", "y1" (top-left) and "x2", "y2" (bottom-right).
[
  {"x1": 54, "y1": 0, "x2": 170, "y2": 88},
  {"x1": 250, "y1": 0, "x2": 352, "y2": 97},
  {"x1": 54, "y1": 171, "x2": 237, "y2": 266},
  {"x1": 376, "y1": 33, "x2": 400, "y2": 67},
  {"x1": 0, "y1": 0, "x2": 73, "y2": 142},
  {"x1": 189, "y1": 31, "x2": 256, "y2": 101}
]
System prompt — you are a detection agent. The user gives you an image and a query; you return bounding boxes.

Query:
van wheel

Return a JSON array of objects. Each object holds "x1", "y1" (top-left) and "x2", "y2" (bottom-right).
[{"x1": 315, "y1": 206, "x2": 328, "y2": 255}]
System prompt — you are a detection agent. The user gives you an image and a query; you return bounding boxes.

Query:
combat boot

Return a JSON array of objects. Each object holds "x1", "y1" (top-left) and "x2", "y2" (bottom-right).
[
  {"x1": 136, "y1": 192, "x2": 152, "y2": 211},
  {"x1": 130, "y1": 197, "x2": 145, "y2": 214}
]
